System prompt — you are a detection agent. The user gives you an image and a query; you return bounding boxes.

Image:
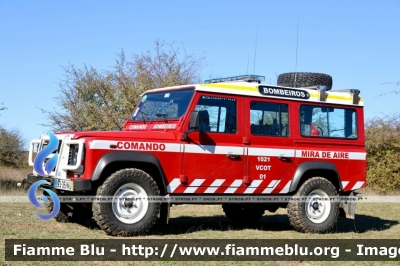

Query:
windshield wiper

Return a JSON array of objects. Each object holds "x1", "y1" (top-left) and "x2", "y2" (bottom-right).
[
  {"x1": 154, "y1": 113, "x2": 168, "y2": 123},
  {"x1": 138, "y1": 111, "x2": 149, "y2": 123}
]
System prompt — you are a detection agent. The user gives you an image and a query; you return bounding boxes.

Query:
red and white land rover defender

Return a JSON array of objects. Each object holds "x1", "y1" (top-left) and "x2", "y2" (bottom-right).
[{"x1": 27, "y1": 73, "x2": 366, "y2": 236}]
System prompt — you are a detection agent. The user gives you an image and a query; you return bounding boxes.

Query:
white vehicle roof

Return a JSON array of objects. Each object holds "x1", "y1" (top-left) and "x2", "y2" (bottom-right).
[{"x1": 148, "y1": 76, "x2": 363, "y2": 106}]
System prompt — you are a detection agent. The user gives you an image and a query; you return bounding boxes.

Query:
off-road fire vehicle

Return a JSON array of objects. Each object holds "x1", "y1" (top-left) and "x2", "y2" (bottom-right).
[{"x1": 26, "y1": 72, "x2": 366, "y2": 236}]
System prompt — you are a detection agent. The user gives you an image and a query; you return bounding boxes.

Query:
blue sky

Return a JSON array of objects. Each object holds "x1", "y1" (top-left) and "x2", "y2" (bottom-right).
[{"x1": 0, "y1": 1, "x2": 399, "y2": 149}]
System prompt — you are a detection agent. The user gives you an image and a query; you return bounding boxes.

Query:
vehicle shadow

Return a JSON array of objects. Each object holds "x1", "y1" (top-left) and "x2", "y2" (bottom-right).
[
  {"x1": 149, "y1": 214, "x2": 399, "y2": 235},
  {"x1": 81, "y1": 213, "x2": 399, "y2": 235},
  {"x1": 334, "y1": 214, "x2": 399, "y2": 233}
]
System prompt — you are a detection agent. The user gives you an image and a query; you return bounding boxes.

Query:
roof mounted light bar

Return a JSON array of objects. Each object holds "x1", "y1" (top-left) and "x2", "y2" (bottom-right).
[{"x1": 204, "y1": 75, "x2": 265, "y2": 84}]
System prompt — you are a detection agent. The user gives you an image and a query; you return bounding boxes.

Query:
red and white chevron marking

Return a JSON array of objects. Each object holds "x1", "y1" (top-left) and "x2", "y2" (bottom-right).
[
  {"x1": 166, "y1": 179, "x2": 365, "y2": 194},
  {"x1": 166, "y1": 178, "x2": 291, "y2": 194},
  {"x1": 341, "y1": 181, "x2": 365, "y2": 190}
]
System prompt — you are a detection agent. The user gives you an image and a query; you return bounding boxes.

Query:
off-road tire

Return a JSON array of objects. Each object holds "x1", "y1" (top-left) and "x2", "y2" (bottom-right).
[
  {"x1": 21, "y1": 179, "x2": 31, "y2": 191},
  {"x1": 46, "y1": 202, "x2": 93, "y2": 223},
  {"x1": 222, "y1": 203, "x2": 265, "y2": 223},
  {"x1": 92, "y1": 168, "x2": 160, "y2": 236},
  {"x1": 287, "y1": 177, "x2": 339, "y2": 233},
  {"x1": 277, "y1": 72, "x2": 333, "y2": 91}
]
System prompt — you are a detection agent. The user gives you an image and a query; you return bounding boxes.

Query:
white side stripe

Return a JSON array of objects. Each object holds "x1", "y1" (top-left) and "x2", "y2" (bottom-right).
[
  {"x1": 184, "y1": 179, "x2": 205, "y2": 193},
  {"x1": 262, "y1": 180, "x2": 280, "y2": 194},
  {"x1": 248, "y1": 148, "x2": 295, "y2": 157},
  {"x1": 244, "y1": 180, "x2": 263, "y2": 194},
  {"x1": 90, "y1": 140, "x2": 181, "y2": 152},
  {"x1": 224, "y1": 180, "x2": 242, "y2": 194},
  {"x1": 166, "y1": 178, "x2": 180, "y2": 193},
  {"x1": 295, "y1": 150, "x2": 366, "y2": 160},
  {"x1": 204, "y1": 179, "x2": 225, "y2": 193},
  {"x1": 341, "y1": 181, "x2": 349, "y2": 190},
  {"x1": 90, "y1": 140, "x2": 366, "y2": 161},
  {"x1": 184, "y1": 144, "x2": 243, "y2": 155},
  {"x1": 351, "y1": 181, "x2": 364, "y2": 190}
]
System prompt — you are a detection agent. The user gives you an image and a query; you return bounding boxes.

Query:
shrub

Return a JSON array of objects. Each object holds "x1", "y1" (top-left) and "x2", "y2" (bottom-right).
[
  {"x1": 365, "y1": 114, "x2": 400, "y2": 192},
  {"x1": 0, "y1": 126, "x2": 26, "y2": 168}
]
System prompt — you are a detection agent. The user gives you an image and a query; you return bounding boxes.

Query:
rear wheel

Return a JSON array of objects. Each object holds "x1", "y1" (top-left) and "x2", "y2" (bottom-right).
[
  {"x1": 287, "y1": 177, "x2": 339, "y2": 233},
  {"x1": 222, "y1": 203, "x2": 264, "y2": 223},
  {"x1": 92, "y1": 168, "x2": 160, "y2": 236}
]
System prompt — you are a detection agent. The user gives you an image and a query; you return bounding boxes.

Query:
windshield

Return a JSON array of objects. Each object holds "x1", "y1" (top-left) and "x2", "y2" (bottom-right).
[{"x1": 131, "y1": 88, "x2": 195, "y2": 121}]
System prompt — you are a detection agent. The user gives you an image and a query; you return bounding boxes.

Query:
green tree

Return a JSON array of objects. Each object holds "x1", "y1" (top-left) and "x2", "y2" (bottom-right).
[
  {"x1": 0, "y1": 126, "x2": 25, "y2": 167},
  {"x1": 365, "y1": 114, "x2": 400, "y2": 192},
  {"x1": 41, "y1": 40, "x2": 205, "y2": 131}
]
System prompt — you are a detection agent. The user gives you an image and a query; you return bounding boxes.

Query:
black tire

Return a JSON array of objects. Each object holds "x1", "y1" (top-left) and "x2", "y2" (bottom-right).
[
  {"x1": 92, "y1": 168, "x2": 160, "y2": 236},
  {"x1": 21, "y1": 179, "x2": 31, "y2": 191},
  {"x1": 287, "y1": 177, "x2": 339, "y2": 233},
  {"x1": 277, "y1": 72, "x2": 332, "y2": 91},
  {"x1": 46, "y1": 202, "x2": 93, "y2": 224},
  {"x1": 222, "y1": 203, "x2": 264, "y2": 223}
]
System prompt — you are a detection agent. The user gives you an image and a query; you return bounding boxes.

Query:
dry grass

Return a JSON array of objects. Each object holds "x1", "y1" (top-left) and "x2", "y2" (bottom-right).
[
  {"x1": 1, "y1": 203, "x2": 400, "y2": 266},
  {"x1": 1, "y1": 166, "x2": 400, "y2": 265},
  {"x1": 0, "y1": 166, "x2": 30, "y2": 181},
  {"x1": 0, "y1": 166, "x2": 30, "y2": 196}
]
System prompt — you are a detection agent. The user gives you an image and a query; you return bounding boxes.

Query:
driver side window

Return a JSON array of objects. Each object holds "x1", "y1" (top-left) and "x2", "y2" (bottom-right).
[{"x1": 194, "y1": 95, "x2": 237, "y2": 133}]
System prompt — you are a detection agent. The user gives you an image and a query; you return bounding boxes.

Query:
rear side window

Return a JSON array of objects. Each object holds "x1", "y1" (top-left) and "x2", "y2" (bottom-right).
[
  {"x1": 299, "y1": 105, "x2": 357, "y2": 138},
  {"x1": 250, "y1": 101, "x2": 289, "y2": 137}
]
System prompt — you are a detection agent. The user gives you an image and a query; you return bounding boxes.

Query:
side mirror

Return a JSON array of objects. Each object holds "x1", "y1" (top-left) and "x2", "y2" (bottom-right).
[
  {"x1": 182, "y1": 110, "x2": 199, "y2": 141},
  {"x1": 189, "y1": 110, "x2": 199, "y2": 130}
]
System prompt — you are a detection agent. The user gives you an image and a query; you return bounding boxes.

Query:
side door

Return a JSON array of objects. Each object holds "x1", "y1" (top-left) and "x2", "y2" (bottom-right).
[
  {"x1": 180, "y1": 93, "x2": 244, "y2": 194},
  {"x1": 244, "y1": 98, "x2": 294, "y2": 193}
]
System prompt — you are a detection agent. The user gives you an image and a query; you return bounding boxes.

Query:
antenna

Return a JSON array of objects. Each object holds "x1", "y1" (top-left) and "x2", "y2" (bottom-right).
[
  {"x1": 246, "y1": 52, "x2": 250, "y2": 74},
  {"x1": 294, "y1": 16, "x2": 300, "y2": 87},
  {"x1": 253, "y1": 18, "x2": 259, "y2": 75}
]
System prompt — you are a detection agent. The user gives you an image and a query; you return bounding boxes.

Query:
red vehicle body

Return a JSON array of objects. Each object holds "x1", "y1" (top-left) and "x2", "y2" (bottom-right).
[{"x1": 27, "y1": 73, "x2": 366, "y2": 236}]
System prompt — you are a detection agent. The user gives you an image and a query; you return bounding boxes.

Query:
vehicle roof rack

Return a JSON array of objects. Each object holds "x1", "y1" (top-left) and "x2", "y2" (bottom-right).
[{"x1": 204, "y1": 75, "x2": 265, "y2": 84}]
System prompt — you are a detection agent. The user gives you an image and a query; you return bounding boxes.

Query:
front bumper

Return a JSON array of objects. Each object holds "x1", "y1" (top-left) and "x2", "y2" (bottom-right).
[{"x1": 26, "y1": 174, "x2": 92, "y2": 192}]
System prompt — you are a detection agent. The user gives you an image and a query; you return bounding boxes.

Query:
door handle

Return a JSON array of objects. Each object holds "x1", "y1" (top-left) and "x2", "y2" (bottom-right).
[
  {"x1": 279, "y1": 155, "x2": 291, "y2": 161},
  {"x1": 226, "y1": 153, "x2": 240, "y2": 159}
]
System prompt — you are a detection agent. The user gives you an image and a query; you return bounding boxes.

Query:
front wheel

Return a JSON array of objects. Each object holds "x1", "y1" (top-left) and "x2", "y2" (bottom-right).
[
  {"x1": 92, "y1": 168, "x2": 160, "y2": 236},
  {"x1": 287, "y1": 177, "x2": 339, "y2": 233}
]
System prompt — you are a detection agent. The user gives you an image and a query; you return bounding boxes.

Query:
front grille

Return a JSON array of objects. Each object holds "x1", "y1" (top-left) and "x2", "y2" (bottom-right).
[
  {"x1": 68, "y1": 145, "x2": 73, "y2": 165},
  {"x1": 68, "y1": 144, "x2": 78, "y2": 165}
]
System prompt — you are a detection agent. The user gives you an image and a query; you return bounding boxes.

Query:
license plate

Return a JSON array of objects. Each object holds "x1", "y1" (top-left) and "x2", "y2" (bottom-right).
[{"x1": 54, "y1": 179, "x2": 74, "y2": 191}]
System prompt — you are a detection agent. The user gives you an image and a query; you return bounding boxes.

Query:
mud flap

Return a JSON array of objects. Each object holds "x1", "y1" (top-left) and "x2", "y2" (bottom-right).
[
  {"x1": 339, "y1": 191, "x2": 362, "y2": 219},
  {"x1": 159, "y1": 195, "x2": 170, "y2": 224}
]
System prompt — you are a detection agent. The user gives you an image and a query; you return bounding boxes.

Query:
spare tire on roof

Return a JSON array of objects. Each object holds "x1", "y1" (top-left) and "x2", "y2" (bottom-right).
[{"x1": 277, "y1": 72, "x2": 332, "y2": 91}]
